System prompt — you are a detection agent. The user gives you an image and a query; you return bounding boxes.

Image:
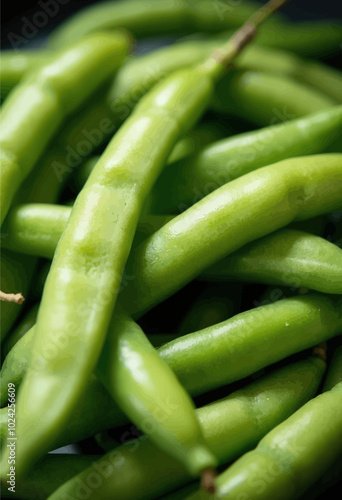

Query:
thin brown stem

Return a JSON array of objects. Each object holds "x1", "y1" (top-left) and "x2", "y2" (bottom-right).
[
  {"x1": 0, "y1": 290, "x2": 25, "y2": 304},
  {"x1": 200, "y1": 0, "x2": 290, "y2": 80},
  {"x1": 201, "y1": 466, "x2": 217, "y2": 494}
]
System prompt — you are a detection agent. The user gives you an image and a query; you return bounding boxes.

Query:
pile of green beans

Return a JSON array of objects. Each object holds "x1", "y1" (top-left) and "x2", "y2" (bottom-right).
[
  {"x1": 1, "y1": 1, "x2": 342, "y2": 499},
  {"x1": 9, "y1": 353, "x2": 325, "y2": 500}
]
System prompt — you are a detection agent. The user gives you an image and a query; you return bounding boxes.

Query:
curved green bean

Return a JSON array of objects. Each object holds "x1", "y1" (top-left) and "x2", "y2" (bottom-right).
[
  {"x1": 0, "y1": 32, "x2": 128, "y2": 225},
  {"x1": 97, "y1": 312, "x2": 216, "y2": 476},
  {"x1": 202, "y1": 229, "x2": 342, "y2": 294},
  {"x1": 212, "y1": 70, "x2": 335, "y2": 128},
  {"x1": 122, "y1": 154, "x2": 342, "y2": 316},
  {"x1": 203, "y1": 381, "x2": 342, "y2": 500},
  {"x1": 157, "y1": 294, "x2": 342, "y2": 396},
  {"x1": 150, "y1": 106, "x2": 342, "y2": 213}
]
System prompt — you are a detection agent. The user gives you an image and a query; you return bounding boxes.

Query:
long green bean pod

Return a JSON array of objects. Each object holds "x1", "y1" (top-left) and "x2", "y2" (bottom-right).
[
  {"x1": 202, "y1": 229, "x2": 342, "y2": 293},
  {"x1": 150, "y1": 106, "x2": 342, "y2": 213},
  {"x1": 0, "y1": 32, "x2": 129, "y2": 225},
  {"x1": 96, "y1": 312, "x2": 216, "y2": 476},
  {"x1": 199, "y1": 380, "x2": 342, "y2": 500},
  {"x1": 121, "y1": 154, "x2": 342, "y2": 316},
  {"x1": 3, "y1": 204, "x2": 342, "y2": 296},
  {"x1": 47, "y1": 355, "x2": 325, "y2": 500},
  {"x1": 212, "y1": 70, "x2": 335, "y2": 127}
]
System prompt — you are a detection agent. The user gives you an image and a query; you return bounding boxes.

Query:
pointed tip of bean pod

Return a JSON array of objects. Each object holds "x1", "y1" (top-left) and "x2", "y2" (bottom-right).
[{"x1": 200, "y1": 466, "x2": 217, "y2": 495}]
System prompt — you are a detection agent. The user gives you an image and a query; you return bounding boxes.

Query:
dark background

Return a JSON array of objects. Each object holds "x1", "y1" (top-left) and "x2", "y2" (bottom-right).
[{"x1": 2, "y1": 0, "x2": 342, "y2": 49}]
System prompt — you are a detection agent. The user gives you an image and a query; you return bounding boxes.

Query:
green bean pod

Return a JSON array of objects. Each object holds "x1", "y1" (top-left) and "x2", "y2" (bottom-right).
[
  {"x1": 202, "y1": 229, "x2": 342, "y2": 294},
  {"x1": 157, "y1": 294, "x2": 342, "y2": 396},
  {"x1": 122, "y1": 154, "x2": 342, "y2": 316},
  {"x1": 47, "y1": 355, "x2": 325, "y2": 500},
  {"x1": 212, "y1": 70, "x2": 335, "y2": 128},
  {"x1": 203, "y1": 381, "x2": 342, "y2": 500},
  {"x1": 97, "y1": 312, "x2": 217, "y2": 476},
  {"x1": 150, "y1": 106, "x2": 342, "y2": 213},
  {"x1": 4, "y1": 204, "x2": 342, "y2": 296},
  {"x1": 233, "y1": 44, "x2": 342, "y2": 103},
  {"x1": 8, "y1": 54, "x2": 219, "y2": 475},
  {"x1": 0, "y1": 32, "x2": 129, "y2": 225}
]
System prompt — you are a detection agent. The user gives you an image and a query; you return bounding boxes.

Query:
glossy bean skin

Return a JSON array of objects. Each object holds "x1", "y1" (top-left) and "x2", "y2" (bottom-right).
[
  {"x1": 0, "y1": 32, "x2": 128, "y2": 225},
  {"x1": 9, "y1": 64, "x2": 216, "y2": 478},
  {"x1": 121, "y1": 154, "x2": 342, "y2": 317},
  {"x1": 97, "y1": 312, "x2": 216, "y2": 475},
  {"x1": 206, "y1": 381, "x2": 342, "y2": 500},
  {"x1": 212, "y1": 70, "x2": 335, "y2": 128},
  {"x1": 157, "y1": 294, "x2": 342, "y2": 396},
  {"x1": 48, "y1": 356, "x2": 325, "y2": 500},
  {"x1": 150, "y1": 106, "x2": 342, "y2": 213},
  {"x1": 202, "y1": 229, "x2": 342, "y2": 294},
  {"x1": 4, "y1": 204, "x2": 342, "y2": 296},
  {"x1": 0, "y1": 250, "x2": 36, "y2": 343}
]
